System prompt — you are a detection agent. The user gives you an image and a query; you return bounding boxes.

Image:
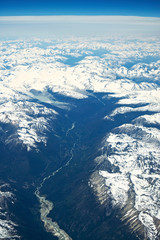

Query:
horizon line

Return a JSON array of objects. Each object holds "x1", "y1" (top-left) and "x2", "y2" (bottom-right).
[
  {"x1": 0, "y1": 15, "x2": 160, "y2": 26},
  {"x1": 0, "y1": 15, "x2": 160, "y2": 18}
]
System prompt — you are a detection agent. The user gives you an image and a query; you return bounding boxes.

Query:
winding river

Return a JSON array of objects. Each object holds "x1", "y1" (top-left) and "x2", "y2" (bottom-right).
[{"x1": 35, "y1": 123, "x2": 76, "y2": 240}]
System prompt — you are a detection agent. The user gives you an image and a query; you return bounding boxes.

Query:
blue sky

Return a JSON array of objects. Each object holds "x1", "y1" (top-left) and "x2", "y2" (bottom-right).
[
  {"x1": 0, "y1": 1, "x2": 160, "y2": 39},
  {"x1": 0, "y1": 0, "x2": 160, "y2": 17}
]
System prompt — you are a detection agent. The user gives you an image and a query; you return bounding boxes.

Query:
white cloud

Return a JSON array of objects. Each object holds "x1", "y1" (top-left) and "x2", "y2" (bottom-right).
[
  {"x1": 0, "y1": 15, "x2": 160, "y2": 26},
  {"x1": 0, "y1": 16, "x2": 159, "y2": 38}
]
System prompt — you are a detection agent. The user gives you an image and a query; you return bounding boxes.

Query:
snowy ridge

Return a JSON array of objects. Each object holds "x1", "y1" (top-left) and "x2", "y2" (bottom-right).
[
  {"x1": 1, "y1": 38, "x2": 160, "y2": 151},
  {"x1": 0, "y1": 184, "x2": 20, "y2": 239},
  {"x1": 0, "y1": 37, "x2": 160, "y2": 239},
  {"x1": 133, "y1": 113, "x2": 160, "y2": 125},
  {"x1": 0, "y1": 96, "x2": 57, "y2": 150},
  {"x1": 85, "y1": 37, "x2": 160, "y2": 239},
  {"x1": 90, "y1": 121, "x2": 160, "y2": 239},
  {"x1": 116, "y1": 60, "x2": 160, "y2": 82}
]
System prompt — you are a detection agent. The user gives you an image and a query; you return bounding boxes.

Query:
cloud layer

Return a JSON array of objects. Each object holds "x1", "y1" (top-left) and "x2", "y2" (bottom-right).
[{"x1": 0, "y1": 16, "x2": 160, "y2": 39}]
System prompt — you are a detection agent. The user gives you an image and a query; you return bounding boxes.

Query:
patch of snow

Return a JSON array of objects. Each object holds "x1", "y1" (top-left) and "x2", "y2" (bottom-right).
[{"x1": 0, "y1": 184, "x2": 20, "y2": 239}]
